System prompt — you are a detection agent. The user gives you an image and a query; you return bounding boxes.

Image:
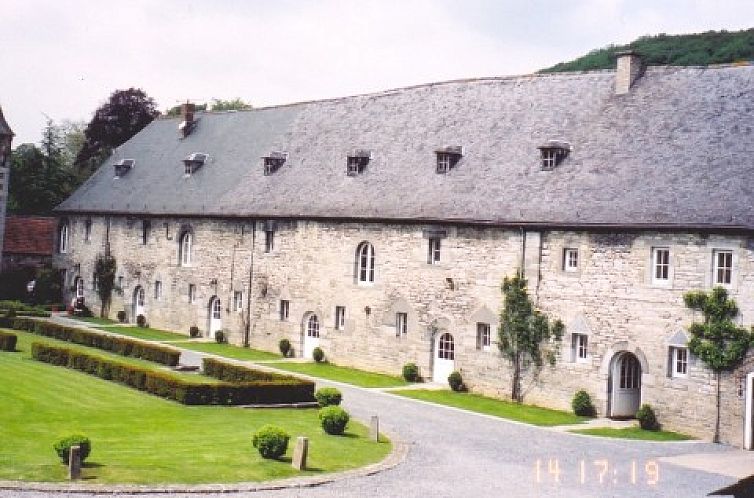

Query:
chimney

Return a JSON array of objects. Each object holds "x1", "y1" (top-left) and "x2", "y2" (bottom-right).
[
  {"x1": 614, "y1": 51, "x2": 643, "y2": 95},
  {"x1": 178, "y1": 102, "x2": 196, "y2": 138}
]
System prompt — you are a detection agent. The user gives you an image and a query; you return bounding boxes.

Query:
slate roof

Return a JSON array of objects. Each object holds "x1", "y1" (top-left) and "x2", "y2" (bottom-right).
[
  {"x1": 3, "y1": 216, "x2": 56, "y2": 256},
  {"x1": 56, "y1": 64, "x2": 754, "y2": 231}
]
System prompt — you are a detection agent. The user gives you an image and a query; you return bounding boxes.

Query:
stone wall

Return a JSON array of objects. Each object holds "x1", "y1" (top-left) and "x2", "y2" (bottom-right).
[{"x1": 54, "y1": 214, "x2": 754, "y2": 446}]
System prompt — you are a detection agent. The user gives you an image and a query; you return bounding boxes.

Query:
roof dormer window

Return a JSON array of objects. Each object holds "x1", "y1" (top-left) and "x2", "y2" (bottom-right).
[
  {"x1": 537, "y1": 140, "x2": 571, "y2": 171},
  {"x1": 113, "y1": 159, "x2": 135, "y2": 179},
  {"x1": 263, "y1": 152, "x2": 287, "y2": 176},
  {"x1": 346, "y1": 150, "x2": 371, "y2": 176},
  {"x1": 435, "y1": 146, "x2": 463, "y2": 174},
  {"x1": 183, "y1": 153, "x2": 207, "y2": 176}
]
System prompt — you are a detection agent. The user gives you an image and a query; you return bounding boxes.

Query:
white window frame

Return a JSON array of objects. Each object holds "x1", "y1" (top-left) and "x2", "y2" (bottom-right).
[
  {"x1": 335, "y1": 306, "x2": 345, "y2": 330},
  {"x1": 572, "y1": 333, "x2": 589, "y2": 363},
  {"x1": 713, "y1": 249, "x2": 733, "y2": 286},
  {"x1": 265, "y1": 230, "x2": 274, "y2": 253},
  {"x1": 428, "y1": 237, "x2": 441, "y2": 265},
  {"x1": 75, "y1": 278, "x2": 84, "y2": 298},
  {"x1": 476, "y1": 322, "x2": 491, "y2": 351},
  {"x1": 436, "y1": 153, "x2": 451, "y2": 174},
  {"x1": 233, "y1": 291, "x2": 243, "y2": 311},
  {"x1": 563, "y1": 248, "x2": 578, "y2": 272},
  {"x1": 347, "y1": 157, "x2": 361, "y2": 176},
  {"x1": 542, "y1": 149, "x2": 557, "y2": 169},
  {"x1": 651, "y1": 247, "x2": 671, "y2": 285},
  {"x1": 84, "y1": 219, "x2": 92, "y2": 242},
  {"x1": 188, "y1": 284, "x2": 196, "y2": 304},
  {"x1": 154, "y1": 280, "x2": 162, "y2": 300},
  {"x1": 180, "y1": 232, "x2": 193, "y2": 266},
  {"x1": 670, "y1": 346, "x2": 688, "y2": 378},
  {"x1": 356, "y1": 242, "x2": 375, "y2": 285},
  {"x1": 280, "y1": 299, "x2": 290, "y2": 321},
  {"x1": 395, "y1": 312, "x2": 407, "y2": 336},
  {"x1": 59, "y1": 224, "x2": 69, "y2": 254}
]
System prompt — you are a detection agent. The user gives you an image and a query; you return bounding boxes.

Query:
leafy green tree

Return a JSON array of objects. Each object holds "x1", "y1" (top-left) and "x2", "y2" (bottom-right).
[
  {"x1": 94, "y1": 254, "x2": 117, "y2": 318},
  {"x1": 210, "y1": 98, "x2": 252, "y2": 112},
  {"x1": 684, "y1": 287, "x2": 754, "y2": 442},
  {"x1": 75, "y1": 88, "x2": 159, "y2": 176},
  {"x1": 498, "y1": 272, "x2": 565, "y2": 402},
  {"x1": 165, "y1": 102, "x2": 208, "y2": 117}
]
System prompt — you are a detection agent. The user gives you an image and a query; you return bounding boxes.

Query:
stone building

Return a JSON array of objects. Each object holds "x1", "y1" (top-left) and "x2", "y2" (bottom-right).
[
  {"x1": 54, "y1": 54, "x2": 754, "y2": 446},
  {"x1": 0, "y1": 106, "x2": 14, "y2": 266}
]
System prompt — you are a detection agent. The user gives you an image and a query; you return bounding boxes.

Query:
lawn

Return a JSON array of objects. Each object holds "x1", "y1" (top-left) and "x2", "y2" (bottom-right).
[
  {"x1": 69, "y1": 316, "x2": 119, "y2": 326},
  {"x1": 173, "y1": 341, "x2": 280, "y2": 361},
  {"x1": 97, "y1": 325, "x2": 187, "y2": 341},
  {"x1": 570, "y1": 427, "x2": 694, "y2": 441},
  {"x1": 260, "y1": 361, "x2": 408, "y2": 388},
  {"x1": 0, "y1": 333, "x2": 391, "y2": 484},
  {"x1": 394, "y1": 389, "x2": 586, "y2": 426}
]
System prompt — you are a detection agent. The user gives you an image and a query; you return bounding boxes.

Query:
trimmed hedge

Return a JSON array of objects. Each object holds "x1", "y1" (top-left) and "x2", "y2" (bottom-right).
[
  {"x1": 0, "y1": 331, "x2": 17, "y2": 351},
  {"x1": 203, "y1": 357, "x2": 316, "y2": 403},
  {"x1": 11, "y1": 318, "x2": 179, "y2": 366},
  {"x1": 32, "y1": 343, "x2": 315, "y2": 405}
]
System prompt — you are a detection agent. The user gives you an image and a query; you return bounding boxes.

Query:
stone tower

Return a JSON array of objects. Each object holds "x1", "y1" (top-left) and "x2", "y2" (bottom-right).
[{"x1": 0, "y1": 106, "x2": 14, "y2": 267}]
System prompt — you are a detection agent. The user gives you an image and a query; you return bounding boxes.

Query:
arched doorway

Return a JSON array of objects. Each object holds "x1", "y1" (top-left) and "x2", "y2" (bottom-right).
[
  {"x1": 132, "y1": 286, "x2": 145, "y2": 320},
  {"x1": 208, "y1": 297, "x2": 222, "y2": 338},
  {"x1": 609, "y1": 351, "x2": 642, "y2": 418},
  {"x1": 303, "y1": 313, "x2": 320, "y2": 359},
  {"x1": 433, "y1": 333, "x2": 455, "y2": 383}
]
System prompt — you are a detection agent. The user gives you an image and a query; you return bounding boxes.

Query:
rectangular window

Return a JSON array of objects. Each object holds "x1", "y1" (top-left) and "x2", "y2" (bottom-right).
[
  {"x1": 335, "y1": 306, "x2": 345, "y2": 330},
  {"x1": 265, "y1": 230, "x2": 274, "y2": 253},
  {"x1": 670, "y1": 347, "x2": 688, "y2": 377},
  {"x1": 713, "y1": 250, "x2": 733, "y2": 285},
  {"x1": 395, "y1": 312, "x2": 407, "y2": 336},
  {"x1": 476, "y1": 322, "x2": 491, "y2": 351},
  {"x1": 233, "y1": 291, "x2": 243, "y2": 311},
  {"x1": 436, "y1": 153, "x2": 451, "y2": 173},
  {"x1": 572, "y1": 333, "x2": 588, "y2": 362},
  {"x1": 84, "y1": 219, "x2": 92, "y2": 242},
  {"x1": 563, "y1": 248, "x2": 578, "y2": 272},
  {"x1": 188, "y1": 284, "x2": 196, "y2": 304},
  {"x1": 141, "y1": 220, "x2": 150, "y2": 245},
  {"x1": 92, "y1": 273, "x2": 98, "y2": 292},
  {"x1": 652, "y1": 247, "x2": 670, "y2": 283},
  {"x1": 347, "y1": 157, "x2": 361, "y2": 176},
  {"x1": 280, "y1": 299, "x2": 289, "y2": 321},
  {"x1": 154, "y1": 280, "x2": 162, "y2": 300},
  {"x1": 428, "y1": 238, "x2": 441, "y2": 264},
  {"x1": 117, "y1": 276, "x2": 124, "y2": 293}
]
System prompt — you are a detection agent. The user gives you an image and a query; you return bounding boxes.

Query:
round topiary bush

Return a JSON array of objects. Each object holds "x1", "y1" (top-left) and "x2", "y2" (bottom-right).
[
  {"x1": 636, "y1": 404, "x2": 658, "y2": 431},
  {"x1": 136, "y1": 314, "x2": 147, "y2": 328},
  {"x1": 53, "y1": 434, "x2": 91, "y2": 464},
  {"x1": 189, "y1": 325, "x2": 200, "y2": 338},
  {"x1": 315, "y1": 387, "x2": 342, "y2": 407},
  {"x1": 319, "y1": 406, "x2": 350, "y2": 435},
  {"x1": 448, "y1": 371, "x2": 465, "y2": 392},
  {"x1": 116, "y1": 310, "x2": 126, "y2": 323},
  {"x1": 279, "y1": 338, "x2": 291, "y2": 357},
  {"x1": 571, "y1": 389, "x2": 596, "y2": 416},
  {"x1": 214, "y1": 330, "x2": 226, "y2": 344},
  {"x1": 252, "y1": 425, "x2": 290, "y2": 459},
  {"x1": 312, "y1": 347, "x2": 325, "y2": 363},
  {"x1": 402, "y1": 362, "x2": 420, "y2": 382}
]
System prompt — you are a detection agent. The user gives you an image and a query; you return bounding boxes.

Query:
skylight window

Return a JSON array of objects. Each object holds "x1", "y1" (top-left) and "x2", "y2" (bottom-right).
[
  {"x1": 537, "y1": 140, "x2": 571, "y2": 170},
  {"x1": 346, "y1": 150, "x2": 371, "y2": 176},
  {"x1": 183, "y1": 153, "x2": 208, "y2": 176},
  {"x1": 435, "y1": 146, "x2": 463, "y2": 174},
  {"x1": 113, "y1": 159, "x2": 135, "y2": 179},
  {"x1": 263, "y1": 151, "x2": 287, "y2": 176}
]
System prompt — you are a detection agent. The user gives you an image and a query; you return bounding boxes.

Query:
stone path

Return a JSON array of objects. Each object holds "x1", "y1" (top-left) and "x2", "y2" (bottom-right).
[{"x1": 4, "y1": 317, "x2": 751, "y2": 497}]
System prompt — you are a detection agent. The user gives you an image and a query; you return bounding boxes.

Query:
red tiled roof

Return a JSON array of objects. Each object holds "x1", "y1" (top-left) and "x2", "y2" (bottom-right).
[{"x1": 3, "y1": 216, "x2": 56, "y2": 256}]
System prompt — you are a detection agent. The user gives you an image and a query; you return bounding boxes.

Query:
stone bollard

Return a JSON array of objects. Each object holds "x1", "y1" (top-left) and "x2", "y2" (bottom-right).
[
  {"x1": 370, "y1": 415, "x2": 380, "y2": 442},
  {"x1": 68, "y1": 445, "x2": 81, "y2": 480},
  {"x1": 292, "y1": 436, "x2": 308, "y2": 470}
]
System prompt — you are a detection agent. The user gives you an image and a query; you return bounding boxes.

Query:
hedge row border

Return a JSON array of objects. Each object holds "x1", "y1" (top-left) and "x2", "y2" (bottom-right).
[{"x1": 0, "y1": 331, "x2": 17, "y2": 352}]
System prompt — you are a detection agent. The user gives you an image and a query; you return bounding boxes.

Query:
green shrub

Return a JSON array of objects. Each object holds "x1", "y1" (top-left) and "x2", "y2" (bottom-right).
[
  {"x1": 402, "y1": 362, "x2": 420, "y2": 382},
  {"x1": 53, "y1": 434, "x2": 91, "y2": 464},
  {"x1": 319, "y1": 406, "x2": 350, "y2": 435},
  {"x1": 636, "y1": 404, "x2": 659, "y2": 431},
  {"x1": 252, "y1": 425, "x2": 290, "y2": 459},
  {"x1": 572, "y1": 390, "x2": 596, "y2": 416},
  {"x1": 136, "y1": 314, "x2": 147, "y2": 327},
  {"x1": 214, "y1": 330, "x2": 226, "y2": 344},
  {"x1": 279, "y1": 338, "x2": 291, "y2": 357},
  {"x1": 0, "y1": 331, "x2": 17, "y2": 351},
  {"x1": 189, "y1": 326, "x2": 200, "y2": 338},
  {"x1": 315, "y1": 387, "x2": 342, "y2": 407},
  {"x1": 448, "y1": 371, "x2": 465, "y2": 392},
  {"x1": 117, "y1": 310, "x2": 127, "y2": 323},
  {"x1": 312, "y1": 347, "x2": 325, "y2": 363}
]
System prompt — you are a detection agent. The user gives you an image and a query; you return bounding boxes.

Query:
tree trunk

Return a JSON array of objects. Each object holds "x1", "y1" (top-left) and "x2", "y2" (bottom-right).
[
  {"x1": 511, "y1": 352, "x2": 521, "y2": 403},
  {"x1": 714, "y1": 371, "x2": 721, "y2": 444}
]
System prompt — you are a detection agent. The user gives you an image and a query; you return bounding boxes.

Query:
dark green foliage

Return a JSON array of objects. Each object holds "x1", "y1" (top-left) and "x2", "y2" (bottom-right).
[
  {"x1": 319, "y1": 406, "x2": 350, "y2": 435},
  {"x1": 252, "y1": 425, "x2": 289, "y2": 459},
  {"x1": 0, "y1": 268, "x2": 35, "y2": 301},
  {"x1": 571, "y1": 390, "x2": 595, "y2": 416},
  {"x1": 498, "y1": 272, "x2": 565, "y2": 402},
  {"x1": 53, "y1": 435, "x2": 91, "y2": 464},
  {"x1": 636, "y1": 404, "x2": 658, "y2": 431},
  {"x1": 208, "y1": 98, "x2": 252, "y2": 112},
  {"x1": 448, "y1": 371, "x2": 465, "y2": 392},
  {"x1": 278, "y1": 338, "x2": 291, "y2": 357},
  {"x1": 541, "y1": 29, "x2": 754, "y2": 73},
  {"x1": 0, "y1": 331, "x2": 17, "y2": 351},
  {"x1": 312, "y1": 347, "x2": 325, "y2": 363},
  {"x1": 402, "y1": 362, "x2": 420, "y2": 382},
  {"x1": 117, "y1": 311, "x2": 127, "y2": 323},
  {"x1": 315, "y1": 387, "x2": 342, "y2": 407},
  {"x1": 32, "y1": 265, "x2": 63, "y2": 305},
  {"x1": 214, "y1": 330, "x2": 226, "y2": 343},
  {"x1": 12, "y1": 318, "x2": 180, "y2": 366},
  {"x1": 94, "y1": 255, "x2": 116, "y2": 318},
  {"x1": 189, "y1": 326, "x2": 200, "y2": 338},
  {"x1": 0, "y1": 301, "x2": 50, "y2": 317},
  {"x1": 165, "y1": 102, "x2": 208, "y2": 116},
  {"x1": 136, "y1": 314, "x2": 147, "y2": 328}
]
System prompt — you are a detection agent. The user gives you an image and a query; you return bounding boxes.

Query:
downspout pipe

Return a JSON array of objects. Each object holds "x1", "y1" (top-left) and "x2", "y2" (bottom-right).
[{"x1": 243, "y1": 221, "x2": 256, "y2": 347}]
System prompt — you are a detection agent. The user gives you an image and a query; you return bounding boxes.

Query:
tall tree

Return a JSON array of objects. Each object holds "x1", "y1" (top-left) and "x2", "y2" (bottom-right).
[
  {"x1": 684, "y1": 287, "x2": 754, "y2": 443},
  {"x1": 498, "y1": 272, "x2": 564, "y2": 402},
  {"x1": 209, "y1": 98, "x2": 252, "y2": 112},
  {"x1": 75, "y1": 88, "x2": 159, "y2": 176}
]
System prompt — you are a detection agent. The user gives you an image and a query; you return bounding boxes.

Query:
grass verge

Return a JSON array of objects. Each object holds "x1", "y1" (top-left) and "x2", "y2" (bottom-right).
[
  {"x1": 569, "y1": 427, "x2": 694, "y2": 441},
  {"x1": 394, "y1": 389, "x2": 586, "y2": 426},
  {"x1": 174, "y1": 341, "x2": 280, "y2": 361},
  {"x1": 0, "y1": 331, "x2": 391, "y2": 484},
  {"x1": 97, "y1": 325, "x2": 187, "y2": 341},
  {"x1": 260, "y1": 361, "x2": 408, "y2": 388},
  {"x1": 69, "y1": 316, "x2": 119, "y2": 326}
]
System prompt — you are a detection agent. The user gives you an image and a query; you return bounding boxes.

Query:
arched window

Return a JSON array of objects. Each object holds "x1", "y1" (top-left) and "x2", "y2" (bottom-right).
[
  {"x1": 307, "y1": 314, "x2": 320, "y2": 338},
  {"x1": 179, "y1": 231, "x2": 193, "y2": 266},
  {"x1": 356, "y1": 242, "x2": 375, "y2": 284},
  {"x1": 75, "y1": 277, "x2": 84, "y2": 298},
  {"x1": 438, "y1": 333, "x2": 455, "y2": 360},
  {"x1": 59, "y1": 223, "x2": 69, "y2": 254}
]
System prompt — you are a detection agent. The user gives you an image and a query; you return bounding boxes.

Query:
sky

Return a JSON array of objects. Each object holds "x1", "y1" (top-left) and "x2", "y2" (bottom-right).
[{"x1": 1, "y1": 0, "x2": 752, "y2": 145}]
